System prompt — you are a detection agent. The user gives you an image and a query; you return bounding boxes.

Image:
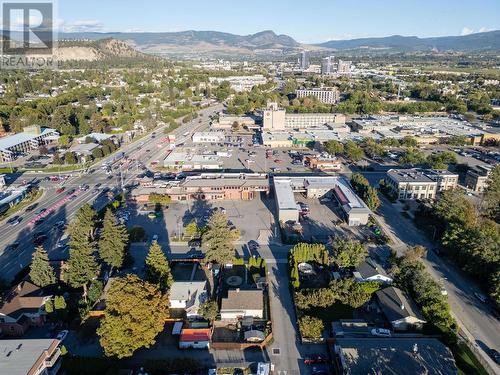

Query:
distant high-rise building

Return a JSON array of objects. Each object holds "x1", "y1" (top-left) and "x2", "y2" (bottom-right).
[
  {"x1": 300, "y1": 51, "x2": 310, "y2": 70},
  {"x1": 321, "y1": 56, "x2": 335, "y2": 75},
  {"x1": 337, "y1": 59, "x2": 352, "y2": 75}
]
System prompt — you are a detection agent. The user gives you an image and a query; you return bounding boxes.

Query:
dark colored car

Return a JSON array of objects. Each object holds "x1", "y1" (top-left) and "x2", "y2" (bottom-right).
[
  {"x1": 25, "y1": 203, "x2": 38, "y2": 212},
  {"x1": 5, "y1": 242, "x2": 20, "y2": 251},
  {"x1": 488, "y1": 349, "x2": 500, "y2": 364},
  {"x1": 33, "y1": 234, "x2": 48, "y2": 245},
  {"x1": 304, "y1": 354, "x2": 328, "y2": 365},
  {"x1": 37, "y1": 208, "x2": 47, "y2": 214},
  {"x1": 188, "y1": 239, "x2": 202, "y2": 248}
]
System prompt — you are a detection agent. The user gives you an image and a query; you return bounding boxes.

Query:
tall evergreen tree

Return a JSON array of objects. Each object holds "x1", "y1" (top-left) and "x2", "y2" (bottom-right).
[
  {"x1": 99, "y1": 209, "x2": 129, "y2": 269},
  {"x1": 144, "y1": 243, "x2": 173, "y2": 291},
  {"x1": 29, "y1": 246, "x2": 56, "y2": 287},
  {"x1": 66, "y1": 204, "x2": 99, "y2": 299},
  {"x1": 201, "y1": 211, "x2": 239, "y2": 264}
]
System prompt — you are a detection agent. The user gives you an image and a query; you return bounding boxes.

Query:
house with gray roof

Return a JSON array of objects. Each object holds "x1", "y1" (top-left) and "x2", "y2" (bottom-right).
[
  {"x1": 354, "y1": 256, "x2": 393, "y2": 284},
  {"x1": 375, "y1": 286, "x2": 426, "y2": 331}
]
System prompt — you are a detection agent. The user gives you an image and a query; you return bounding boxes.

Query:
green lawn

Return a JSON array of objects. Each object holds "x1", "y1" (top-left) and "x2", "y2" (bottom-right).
[
  {"x1": 453, "y1": 342, "x2": 489, "y2": 375},
  {"x1": 303, "y1": 302, "x2": 354, "y2": 325}
]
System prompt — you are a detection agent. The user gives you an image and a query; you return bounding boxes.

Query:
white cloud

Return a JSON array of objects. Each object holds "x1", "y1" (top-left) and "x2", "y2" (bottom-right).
[
  {"x1": 461, "y1": 27, "x2": 474, "y2": 36},
  {"x1": 58, "y1": 19, "x2": 104, "y2": 33}
]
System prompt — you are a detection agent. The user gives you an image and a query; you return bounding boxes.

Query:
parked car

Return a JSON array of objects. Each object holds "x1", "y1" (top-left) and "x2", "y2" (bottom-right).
[
  {"x1": 152, "y1": 234, "x2": 159, "y2": 243},
  {"x1": 188, "y1": 239, "x2": 202, "y2": 248},
  {"x1": 56, "y1": 187, "x2": 65, "y2": 193},
  {"x1": 371, "y1": 328, "x2": 392, "y2": 337},
  {"x1": 56, "y1": 330, "x2": 69, "y2": 342},
  {"x1": 474, "y1": 292, "x2": 487, "y2": 303},
  {"x1": 304, "y1": 354, "x2": 328, "y2": 364}
]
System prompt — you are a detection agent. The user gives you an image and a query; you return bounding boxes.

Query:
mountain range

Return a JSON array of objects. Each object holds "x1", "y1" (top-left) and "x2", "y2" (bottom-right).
[{"x1": 56, "y1": 29, "x2": 500, "y2": 57}]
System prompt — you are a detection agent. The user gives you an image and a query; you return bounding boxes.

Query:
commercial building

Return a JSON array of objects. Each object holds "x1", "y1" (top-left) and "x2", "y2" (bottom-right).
[
  {"x1": 385, "y1": 169, "x2": 438, "y2": 200},
  {"x1": 263, "y1": 102, "x2": 345, "y2": 131},
  {"x1": 273, "y1": 176, "x2": 371, "y2": 226},
  {"x1": 212, "y1": 114, "x2": 256, "y2": 129},
  {"x1": 425, "y1": 169, "x2": 459, "y2": 191},
  {"x1": 192, "y1": 131, "x2": 225, "y2": 143},
  {"x1": 465, "y1": 165, "x2": 493, "y2": 192},
  {"x1": 321, "y1": 56, "x2": 335, "y2": 75},
  {"x1": 208, "y1": 75, "x2": 267, "y2": 92},
  {"x1": 337, "y1": 59, "x2": 352, "y2": 75},
  {"x1": 0, "y1": 126, "x2": 59, "y2": 162},
  {"x1": 300, "y1": 51, "x2": 310, "y2": 70},
  {"x1": 0, "y1": 186, "x2": 28, "y2": 215},
  {"x1": 333, "y1": 338, "x2": 457, "y2": 375},
  {"x1": 220, "y1": 289, "x2": 264, "y2": 320},
  {"x1": 132, "y1": 173, "x2": 270, "y2": 202},
  {"x1": 306, "y1": 156, "x2": 342, "y2": 171},
  {"x1": 295, "y1": 87, "x2": 340, "y2": 104},
  {"x1": 0, "y1": 338, "x2": 62, "y2": 375},
  {"x1": 163, "y1": 151, "x2": 222, "y2": 171}
]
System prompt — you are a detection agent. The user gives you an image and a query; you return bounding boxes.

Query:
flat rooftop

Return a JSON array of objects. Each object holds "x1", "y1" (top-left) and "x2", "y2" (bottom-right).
[
  {"x1": 0, "y1": 339, "x2": 59, "y2": 375},
  {"x1": 0, "y1": 128, "x2": 57, "y2": 151},
  {"x1": 336, "y1": 337, "x2": 457, "y2": 375},
  {"x1": 387, "y1": 169, "x2": 436, "y2": 183},
  {"x1": 274, "y1": 179, "x2": 298, "y2": 211}
]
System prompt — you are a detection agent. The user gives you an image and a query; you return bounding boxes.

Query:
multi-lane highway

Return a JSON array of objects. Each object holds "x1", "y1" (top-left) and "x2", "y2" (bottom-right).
[{"x1": 0, "y1": 104, "x2": 222, "y2": 281}]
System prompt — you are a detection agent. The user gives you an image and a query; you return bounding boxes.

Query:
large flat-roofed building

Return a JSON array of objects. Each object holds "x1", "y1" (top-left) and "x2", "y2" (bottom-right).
[
  {"x1": 208, "y1": 75, "x2": 267, "y2": 92},
  {"x1": 385, "y1": 169, "x2": 437, "y2": 200},
  {"x1": 263, "y1": 102, "x2": 345, "y2": 131},
  {"x1": 333, "y1": 338, "x2": 457, "y2": 375},
  {"x1": 274, "y1": 179, "x2": 300, "y2": 223},
  {"x1": 274, "y1": 176, "x2": 371, "y2": 226},
  {"x1": 295, "y1": 88, "x2": 340, "y2": 104},
  {"x1": 212, "y1": 114, "x2": 256, "y2": 129},
  {"x1": 0, "y1": 338, "x2": 62, "y2": 375},
  {"x1": 262, "y1": 132, "x2": 293, "y2": 148},
  {"x1": 192, "y1": 131, "x2": 225, "y2": 143},
  {"x1": 465, "y1": 165, "x2": 493, "y2": 192},
  {"x1": 0, "y1": 126, "x2": 59, "y2": 162},
  {"x1": 163, "y1": 151, "x2": 222, "y2": 171},
  {"x1": 132, "y1": 173, "x2": 270, "y2": 202}
]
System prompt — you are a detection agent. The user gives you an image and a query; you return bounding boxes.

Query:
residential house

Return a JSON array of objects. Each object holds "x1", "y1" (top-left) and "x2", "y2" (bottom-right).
[
  {"x1": 354, "y1": 256, "x2": 393, "y2": 284},
  {"x1": 220, "y1": 290, "x2": 264, "y2": 320},
  {"x1": 375, "y1": 287, "x2": 426, "y2": 331},
  {"x1": 169, "y1": 281, "x2": 208, "y2": 320},
  {"x1": 0, "y1": 281, "x2": 52, "y2": 337},
  {"x1": 0, "y1": 338, "x2": 62, "y2": 375}
]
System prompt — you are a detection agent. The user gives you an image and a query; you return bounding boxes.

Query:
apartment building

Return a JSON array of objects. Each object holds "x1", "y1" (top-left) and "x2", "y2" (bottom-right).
[
  {"x1": 337, "y1": 59, "x2": 352, "y2": 75},
  {"x1": 385, "y1": 169, "x2": 437, "y2": 200},
  {"x1": 425, "y1": 169, "x2": 459, "y2": 191},
  {"x1": 0, "y1": 338, "x2": 62, "y2": 375},
  {"x1": 465, "y1": 165, "x2": 493, "y2": 192},
  {"x1": 263, "y1": 102, "x2": 345, "y2": 130},
  {"x1": 0, "y1": 126, "x2": 59, "y2": 162},
  {"x1": 295, "y1": 87, "x2": 340, "y2": 104}
]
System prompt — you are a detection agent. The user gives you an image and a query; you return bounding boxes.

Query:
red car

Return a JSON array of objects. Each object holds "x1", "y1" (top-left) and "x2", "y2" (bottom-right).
[
  {"x1": 274, "y1": 159, "x2": 283, "y2": 163},
  {"x1": 56, "y1": 187, "x2": 65, "y2": 193}
]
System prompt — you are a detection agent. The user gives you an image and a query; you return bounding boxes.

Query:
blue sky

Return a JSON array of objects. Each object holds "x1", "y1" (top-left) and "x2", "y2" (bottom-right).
[{"x1": 56, "y1": 0, "x2": 500, "y2": 43}]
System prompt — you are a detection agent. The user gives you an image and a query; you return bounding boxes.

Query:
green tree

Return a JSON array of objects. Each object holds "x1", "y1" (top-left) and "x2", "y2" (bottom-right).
[
  {"x1": 343, "y1": 140, "x2": 364, "y2": 162},
  {"x1": 144, "y1": 243, "x2": 173, "y2": 290},
  {"x1": 52, "y1": 153, "x2": 63, "y2": 165},
  {"x1": 332, "y1": 239, "x2": 367, "y2": 268},
  {"x1": 298, "y1": 315, "x2": 324, "y2": 339},
  {"x1": 97, "y1": 274, "x2": 168, "y2": 358},
  {"x1": 324, "y1": 140, "x2": 344, "y2": 155},
  {"x1": 148, "y1": 193, "x2": 171, "y2": 205},
  {"x1": 98, "y1": 209, "x2": 129, "y2": 269},
  {"x1": 64, "y1": 151, "x2": 77, "y2": 164},
  {"x1": 87, "y1": 280, "x2": 104, "y2": 305},
  {"x1": 54, "y1": 295, "x2": 67, "y2": 310},
  {"x1": 29, "y1": 246, "x2": 56, "y2": 287},
  {"x1": 483, "y1": 165, "x2": 500, "y2": 222},
  {"x1": 198, "y1": 300, "x2": 218, "y2": 321},
  {"x1": 184, "y1": 220, "x2": 200, "y2": 238},
  {"x1": 201, "y1": 211, "x2": 239, "y2": 264},
  {"x1": 399, "y1": 148, "x2": 426, "y2": 166},
  {"x1": 66, "y1": 205, "x2": 99, "y2": 299},
  {"x1": 128, "y1": 226, "x2": 146, "y2": 242},
  {"x1": 401, "y1": 136, "x2": 418, "y2": 147},
  {"x1": 45, "y1": 298, "x2": 54, "y2": 313},
  {"x1": 434, "y1": 189, "x2": 477, "y2": 228}
]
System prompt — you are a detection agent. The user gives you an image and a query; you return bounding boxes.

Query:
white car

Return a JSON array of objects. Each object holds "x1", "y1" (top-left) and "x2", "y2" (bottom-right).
[
  {"x1": 371, "y1": 328, "x2": 391, "y2": 337},
  {"x1": 56, "y1": 330, "x2": 69, "y2": 342},
  {"x1": 152, "y1": 234, "x2": 159, "y2": 243}
]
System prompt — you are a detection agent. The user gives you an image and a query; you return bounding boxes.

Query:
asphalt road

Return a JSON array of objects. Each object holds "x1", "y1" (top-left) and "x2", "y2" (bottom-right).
[
  {"x1": 0, "y1": 104, "x2": 222, "y2": 281},
  {"x1": 375, "y1": 196, "x2": 500, "y2": 373}
]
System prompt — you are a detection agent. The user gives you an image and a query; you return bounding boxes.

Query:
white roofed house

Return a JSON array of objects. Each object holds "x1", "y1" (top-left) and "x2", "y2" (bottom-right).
[
  {"x1": 169, "y1": 281, "x2": 208, "y2": 320},
  {"x1": 220, "y1": 289, "x2": 264, "y2": 321}
]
